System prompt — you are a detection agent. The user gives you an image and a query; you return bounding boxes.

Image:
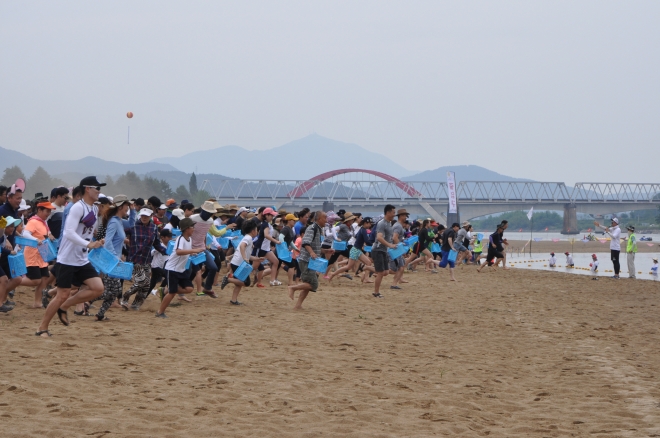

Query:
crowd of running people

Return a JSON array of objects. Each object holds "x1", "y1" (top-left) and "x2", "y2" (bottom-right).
[{"x1": 0, "y1": 177, "x2": 512, "y2": 337}]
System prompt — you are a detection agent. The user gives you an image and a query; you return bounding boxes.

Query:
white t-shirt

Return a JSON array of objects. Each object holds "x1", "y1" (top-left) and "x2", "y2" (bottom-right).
[
  {"x1": 57, "y1": 200, "x2": 99, "y2": 266},
  {"x1": 48, "y1": 203, "x2": 66, "y2": 219},
  {"x1": 549, "y1": 256, "x2": 556, "y2": 266},
  {"x1": 566, "y1": 255, "x2": 574, "y2": 266},
  {"x1": 652, "y1": 262, "x2": 658, "y2": 277},
  {"x1": 231, "y1": 235, "x2": 253, "y2": 266},
  {"x1": 261, "y1": 224, "x2": 273, "y2": 251},
  {"x1": 349, "y1": 222, "x2": 359, "y2": 245},
  {"x1": 151, "y1": 248, "x2": 169, "y2": 269},
  {"x1": 165, "y1": 236, "x2": 192, "y2": 273},
  {"x1": 609, "y1": 226, "x2": 621, "y2": 251},
  {"x1": 591, "y1": 260, "x2": 599, "y2": 273}
]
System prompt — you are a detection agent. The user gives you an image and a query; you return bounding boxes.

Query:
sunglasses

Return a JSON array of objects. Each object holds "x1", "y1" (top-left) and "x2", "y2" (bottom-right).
[{"x1": 84, "y1": 185, "x2": 101, "y2": 191}]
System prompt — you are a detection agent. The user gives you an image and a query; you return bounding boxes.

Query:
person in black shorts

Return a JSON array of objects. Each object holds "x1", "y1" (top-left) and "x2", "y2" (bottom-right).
[{"x1": 477, "y1": 224, "x2": 505, "y2": 272}]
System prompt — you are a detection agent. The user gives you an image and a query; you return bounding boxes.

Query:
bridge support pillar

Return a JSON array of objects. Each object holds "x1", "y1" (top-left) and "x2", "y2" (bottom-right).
[
  {"x1": 562, "y1": 203, "x2": 578, "y2": 235},
  {"x1": 419, "y1": 202, "x2": 447, "y2": 226}
]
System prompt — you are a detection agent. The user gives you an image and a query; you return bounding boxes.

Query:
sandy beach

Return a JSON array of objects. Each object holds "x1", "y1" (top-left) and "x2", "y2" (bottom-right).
[{"x1": 2, "y1": 266, "x2": 660, "y2": 437}]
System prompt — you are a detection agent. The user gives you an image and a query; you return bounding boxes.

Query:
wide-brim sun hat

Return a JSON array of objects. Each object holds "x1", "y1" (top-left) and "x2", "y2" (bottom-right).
[
  {"x1": 112, "y1": 194, "x2": 132, "y2": 207},
  {"x1": 3, "y1": 216, "x2": 21, "y2": 227},
  {"x1": 201, "y1": 201, "x2": 217, "y2": 214},
  {"x1": 171, "y1": 208, "x2": 185, "y2": 220},
  {"x1": 179, "y1": 217, "x2": 195, "y2": 231}
]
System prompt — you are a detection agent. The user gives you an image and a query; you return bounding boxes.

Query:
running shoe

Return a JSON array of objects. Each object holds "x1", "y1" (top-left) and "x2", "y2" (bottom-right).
[
  {"x1": 220, "y1": 275, "x2": 229, "y2": 290},
  {"x1": 155, "y1": 312, "x2": 168, "y2": 318}
]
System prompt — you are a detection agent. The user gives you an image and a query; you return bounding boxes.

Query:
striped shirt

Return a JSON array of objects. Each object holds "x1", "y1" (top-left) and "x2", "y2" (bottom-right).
[{"x1": 298, "y1": 223, "x2": 322, "y2": 263}]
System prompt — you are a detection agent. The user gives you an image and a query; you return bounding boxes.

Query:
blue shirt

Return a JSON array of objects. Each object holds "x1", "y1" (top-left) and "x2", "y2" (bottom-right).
[{"x1": 103, "y1": 209, "x2": 137, "y2": 257}]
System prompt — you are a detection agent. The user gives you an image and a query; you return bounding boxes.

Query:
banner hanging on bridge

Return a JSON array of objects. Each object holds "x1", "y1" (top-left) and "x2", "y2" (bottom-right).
[{"x1": 446, "y1": 171, "x2": 457, "y2": 214}]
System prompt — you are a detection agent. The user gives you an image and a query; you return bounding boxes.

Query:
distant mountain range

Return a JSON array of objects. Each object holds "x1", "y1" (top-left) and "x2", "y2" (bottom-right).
[
  {"x1": 0, "y1": 146, "x2": 179, "y2": 179},
  {"x1": 0, "y1": 136, "x2": 529, "y2": 190},
  {"x1": 402, "y1": 165, "x2": 532, "y2": 183},
  {"x1": 150, "y1": 134, "x2": 417, "y2": 180}
]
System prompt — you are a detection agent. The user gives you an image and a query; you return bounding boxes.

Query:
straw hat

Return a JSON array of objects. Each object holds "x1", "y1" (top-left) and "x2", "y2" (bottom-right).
[{"x1": 201, "y1": 201, "x2": 217, "y2": 214}]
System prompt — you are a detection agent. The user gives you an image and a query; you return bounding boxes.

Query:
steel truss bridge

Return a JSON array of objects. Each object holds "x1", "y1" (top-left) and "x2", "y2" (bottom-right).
[{"x1": 199, "y1": 170, "x2": 660, "y2": 233}]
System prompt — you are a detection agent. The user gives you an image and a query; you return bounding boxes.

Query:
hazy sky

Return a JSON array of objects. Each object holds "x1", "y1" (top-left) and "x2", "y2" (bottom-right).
[{"x1": 1, "y1": 1, "x2": 658, "y2": 184}]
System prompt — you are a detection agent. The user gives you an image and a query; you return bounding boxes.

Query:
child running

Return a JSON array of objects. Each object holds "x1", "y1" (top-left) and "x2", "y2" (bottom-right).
[
  {"x1": 155, "y1": 218, "x2": 204, "y2": 318},
  {"x1": 220, "y1": 220, "x2": 262, "y2": 305},
  {"x1": 590, "y1": 254, "x2": 599, "y2": 280}
]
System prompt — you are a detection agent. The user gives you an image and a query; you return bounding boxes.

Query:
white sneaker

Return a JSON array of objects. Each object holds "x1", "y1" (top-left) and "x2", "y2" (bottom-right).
[
  {"x1": 269, "y1": 280, "x2": 282, "y2": 286},
  {"x1": 150, "y1": 289, "x2": 158, "y2": 295}
]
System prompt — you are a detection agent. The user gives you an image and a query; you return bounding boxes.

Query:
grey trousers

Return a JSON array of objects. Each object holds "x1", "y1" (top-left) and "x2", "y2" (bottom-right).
[{"x1": 627, "y1": 252, "x2": 636, "y2": 278}]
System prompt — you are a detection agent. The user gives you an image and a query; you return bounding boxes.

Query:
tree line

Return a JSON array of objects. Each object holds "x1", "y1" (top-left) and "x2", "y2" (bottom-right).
[{"x1": 0, "y1": 166, "x2": 210, "y2": 206}]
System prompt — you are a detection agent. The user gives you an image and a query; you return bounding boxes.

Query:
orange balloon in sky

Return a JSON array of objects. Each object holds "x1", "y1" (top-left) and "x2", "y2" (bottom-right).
[{"x1": 127, "y1": 111, "x2": 133, "y2": 118}]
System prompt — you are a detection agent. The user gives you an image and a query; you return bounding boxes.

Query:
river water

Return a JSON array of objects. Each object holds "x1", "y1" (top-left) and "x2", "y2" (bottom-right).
[{"x1": 506, "y1": 252, "x2": 659, "y2": 281}]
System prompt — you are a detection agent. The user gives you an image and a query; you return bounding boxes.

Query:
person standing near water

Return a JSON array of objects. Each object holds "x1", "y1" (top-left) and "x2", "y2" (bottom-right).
[
  {"x1": 625, "y1": 225, "x2": 637, "y2": 279},
  {"x1": 594, "y1": 217, "x2": 621, "y2": 279}
]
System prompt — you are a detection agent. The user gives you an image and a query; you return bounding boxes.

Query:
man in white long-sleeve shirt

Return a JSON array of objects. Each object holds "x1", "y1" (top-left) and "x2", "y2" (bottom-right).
[
  {"x1": 36, "y1": 177, "x2": 106, "y2": 337},
  {"x1": 594, "y1": 217, "x2": 622, "y2": 279}
]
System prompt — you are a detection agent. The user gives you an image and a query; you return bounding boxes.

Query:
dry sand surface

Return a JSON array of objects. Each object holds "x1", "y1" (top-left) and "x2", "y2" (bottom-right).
[{"x1": 2, "y1": 266, "x2": 660, "y2": 437}]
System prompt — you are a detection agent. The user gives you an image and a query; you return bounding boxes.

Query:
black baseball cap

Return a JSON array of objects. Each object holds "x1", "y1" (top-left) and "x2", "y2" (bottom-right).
[
  {"x1": 79, "y1": 176, "x2": 106, "y2": 187},
  {"x1": 159, "y1": 228, "x2": 172, "y2": 237}
]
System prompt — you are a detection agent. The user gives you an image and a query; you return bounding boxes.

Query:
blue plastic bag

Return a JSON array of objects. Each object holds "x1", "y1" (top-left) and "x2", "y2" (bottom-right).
[
  {"x1": 332, "y1": 240, "x2": 347, "y2": 251},
  {"x1": 109, "y1": 261, "x2": 134, "y2": 280},
  {"x1": 308, "y1": 257, "x2": 329, "y2": 273},
  {"x1": 233, "y1": 261, "x2": 253, "y2": 282},
  {"x1": 88, "y1": 247, "x2": 120, "y2": 274},
  {"x1": 38, "y1": 240, "x2": 58, "y2": 262},
  {"x1": 404, "y1": 235, "x2": 418, "y2": 247},
  {"x1": 166, "y1": 240, "x2": 175, "y2": 255},
  {"x1": 388, "y1": 243, "x2": 407, "y2": 260},
  {"x1": 276, "y1": 241, "x2": 292, "y2": 262},
  {"x1": 8, "y1": 251, "x2": 27, "y2": 277},
  {"x1": 14, "y1": 236, "x2": 38, "y2": 248}
]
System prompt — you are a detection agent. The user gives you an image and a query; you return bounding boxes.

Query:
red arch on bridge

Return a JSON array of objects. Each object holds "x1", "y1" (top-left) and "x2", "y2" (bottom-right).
[{"x1": 286, "y1": 168, "x2": 422, "y2": 198}]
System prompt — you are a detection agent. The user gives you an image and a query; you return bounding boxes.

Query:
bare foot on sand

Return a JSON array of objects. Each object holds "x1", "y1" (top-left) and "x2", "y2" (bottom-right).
[{"x1": 288, "y1": 286, "x2": 295, "y2": 301}]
